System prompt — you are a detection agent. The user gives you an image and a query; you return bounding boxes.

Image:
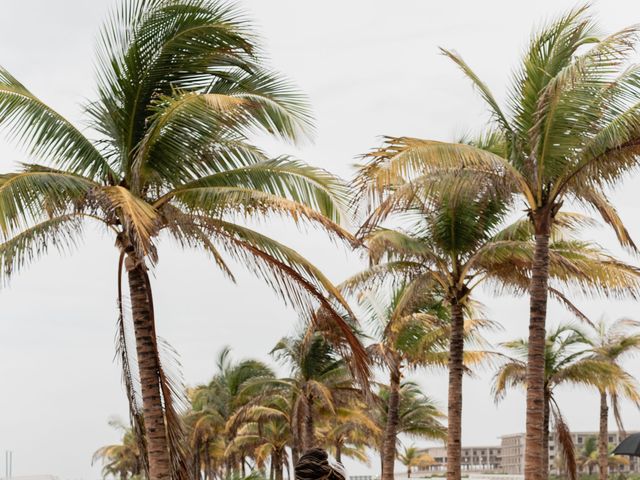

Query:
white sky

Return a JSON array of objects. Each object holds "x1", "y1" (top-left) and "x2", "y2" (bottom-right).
[{"x1": 2, "y1": 1, "x2": 640, "y2": 479}]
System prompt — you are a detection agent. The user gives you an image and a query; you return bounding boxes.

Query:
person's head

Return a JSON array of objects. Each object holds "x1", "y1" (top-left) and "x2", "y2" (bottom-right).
[{"x1": 294, "y1": 448, "x2": 346, "y2": 480}]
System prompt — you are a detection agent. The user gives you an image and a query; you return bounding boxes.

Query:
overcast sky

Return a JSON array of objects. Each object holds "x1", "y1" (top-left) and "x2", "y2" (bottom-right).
[{"x1": 2, "y1": 1, "x2": 640, "y2": 479}]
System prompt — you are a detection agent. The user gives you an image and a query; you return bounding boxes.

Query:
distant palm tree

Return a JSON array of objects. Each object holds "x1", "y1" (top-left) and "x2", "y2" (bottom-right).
[
  {"x1": 0, "y1": 1, "x2": 366, "y2": 478},
  {"x1": 270, "y1": 331, "x2": 356, "y2": 452},
  {"x1": 318, "y1": 401, "x2": 379, "y2": 464},
  {"x1": 587, "y1": 318, "x2": 640, "y2": 480},
  {"x1": 230, "y1": 402, "x2": 291, "y2": 480},
  {"x1": 93, "y1": 419, "x2": 144, "y2": 480},
  {"x1": 397, "y1": 445, "x2": 434, "y2": 478},
  {"x1": 493, "y1": 324, "x2": 631, "y2": 480},
  {"x1": 188, "y1": 348, "x2": 274, "y2": 479},
  {"x1": 578, "y1": 436, "x2": 629, "y2": 476},
  {"x1": 354, "y1": 8, "x2": 640, "y2": 478}
]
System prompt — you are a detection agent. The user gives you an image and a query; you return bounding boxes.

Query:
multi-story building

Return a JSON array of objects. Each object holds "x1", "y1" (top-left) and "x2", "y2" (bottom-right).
[
  {"x1": 418, "y1": 445, "x2": 502, "y2": 473},
  {"x1": 499, "y1": 433, "x2": 525, "y2": 474},
  {"x1": 416, "y1": 431, "x2": 639, "y2": 476},
  {"x1": 501, "y1": 431, "x2": 640, "y2": 475}
]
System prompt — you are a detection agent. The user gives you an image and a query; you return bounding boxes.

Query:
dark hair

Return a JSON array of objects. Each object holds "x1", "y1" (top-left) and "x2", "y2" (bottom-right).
[{"x1": 295, "y1": 448, "x2": 346, "y2": 480}]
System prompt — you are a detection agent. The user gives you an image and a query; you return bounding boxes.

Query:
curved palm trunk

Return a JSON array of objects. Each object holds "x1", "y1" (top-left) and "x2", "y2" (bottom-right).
[
  {"x1": 525, "y1": 226, "x2": 551, "y2": 480},
  {"x1": 447, "y1": 301, "x2": 465, "y2": 480},
  {"x1": 599, "y1": 391, "x2": 609, "y2": 480},
  {"x1": 127, "y1": 260, "x2": 171, "y2": 480},
  {"x1": 335, "y1": 440, "x2": 342, "y2": 463},
  {"x1": 303, "y1": 393, "x2": 316, "y2": 451},
  {"x1": 381, "y1": 365, "x2": 401, "y2": 480}
]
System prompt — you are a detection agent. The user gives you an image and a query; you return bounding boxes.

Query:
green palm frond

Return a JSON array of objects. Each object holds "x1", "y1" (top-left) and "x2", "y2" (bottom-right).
[
  {"x1": 0, "y1": 67, "x2": 116, "y2": 182},
  {"x1": 0, "y1": 169, "x2": 95, "y2": 234},
  {"x1": 165, "y1": 157, "x2": 352, "y2": 230}
]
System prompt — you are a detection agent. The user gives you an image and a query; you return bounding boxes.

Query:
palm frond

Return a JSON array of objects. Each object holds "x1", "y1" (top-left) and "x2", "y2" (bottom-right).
[{"x1": 0, "y1": 67, "x2": 116, "y2": 181}]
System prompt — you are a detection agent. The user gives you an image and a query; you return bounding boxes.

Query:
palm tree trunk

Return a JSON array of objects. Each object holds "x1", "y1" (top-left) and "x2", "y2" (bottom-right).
[
  {"x1": 542, "y1": 392, "x2": 550, "y2": 479},
  {"x1": 447, "y1": 300, "x2": 465, "y2": 480},
  {"x1": 381, "y1": 365, "x2": 401, "y2": 480},
  {"x1": 525, "y1": 223, "x2": 551, "y2": 480},
  {"x1": 274, "y1": 452, "x2": 284, "y2": 480},
  {"x1": 303, "y1": 393, "x2": 315, "y2": 451},
  {"x1": 335, "y1": 441, "x2": 342, "y2": 463},
  {"x1": 599, "y1": 391, "x2": 609, "y2": 480},
  {"x1": 127, "y1": 259, "x2": 171, "y2": 480}
]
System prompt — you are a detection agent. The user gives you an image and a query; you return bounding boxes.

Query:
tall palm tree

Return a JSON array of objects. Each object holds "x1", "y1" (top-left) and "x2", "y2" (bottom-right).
[
  {"x1": 0, "y1": 1, "x2": 368, "y2": 478},
  {"x1": 342, "y1": 280, "x2": 491, "y2": 480},
  {"x1": 374, "y1": 380, "x2": 446, "y2": 474},
  {"x1": 352, "y1": 160, "x2": 639, "y2": 480},
  {"x1": 587, "y1": 318, "x2": 640, "y2": 480},
  {"x1": 397, "y1": 445, "x2": 434, "y2": 479},
  {"x1": 354, "y1": 8, "x2": 640, "y2": 478},
  {"x1": 493, "y1": 324, "x2": 632, "y2": 480}
]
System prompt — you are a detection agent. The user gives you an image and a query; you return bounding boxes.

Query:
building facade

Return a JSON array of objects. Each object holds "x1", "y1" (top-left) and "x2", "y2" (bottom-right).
[
  {"x1": 417, "y1": 431, "x2": 639, "y2": 476},
  {"x1": 418, "y1": 445, "x2": 502, "y2": 473},
  {"x1": 501, "y1": 431, "x2": 640, "y2": 475}
]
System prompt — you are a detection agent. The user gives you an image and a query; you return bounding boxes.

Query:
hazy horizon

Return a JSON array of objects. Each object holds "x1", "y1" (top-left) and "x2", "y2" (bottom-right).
[{"x1": 2, "y1": 1, "x2": 640, "y2": 479}]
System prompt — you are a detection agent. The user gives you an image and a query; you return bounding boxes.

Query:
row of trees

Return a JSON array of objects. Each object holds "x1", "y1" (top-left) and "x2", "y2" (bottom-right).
[
  {"x1": 94, "y1": 316, "x2": 640, "y2": 480},
  {"x1": 93, "y1": 336, "x2": 447, "y2": 480},
  {"x1": 2, "y1": 2, "x2": 640, "y2": 480}
]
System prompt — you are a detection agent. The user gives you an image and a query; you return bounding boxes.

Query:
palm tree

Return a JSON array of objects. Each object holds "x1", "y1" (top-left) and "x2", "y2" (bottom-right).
[
  {"x1": 231, "y1": 374, "x2": 302, "y2": 479},
  {"x1": 231, "y1": 411, "x2": 291, "y2": 480},
  {"x1": 93, "y1": 419, "x2": 144, "y2": 480},
  {"x1": 0, "y1": 1, "x2": 368, "y2": 477},
  {"x1": 493, "y1": 324, "x2": 632, "y2": 480},
  {"x1": 587, "y1": 318, "x2": 640, "y2": 480},
  {"x1": 354, "y1": 8, "x2": 640, "y2": 478},
  {"x1": 269, "y1": 331, "x2": 356, "y2": 453},
  {"x1": 577, "y1": 436, "x2": 629, "y2": 477},
  {"x1": 374, "y1": 381, "x2": 446, "y2": 476},
  {"x1": 352, "y1": 160, "x2": 639, "y2": 480},
  {"x1": 343, "y1": 280, "x2": 491, "y2": 480},
  {"x1": 188, "y1": 348, "x2": 274, "y2": 479},
  {"x1": 397, "y1": 445, "x2": 434, "y2": 478},
  {"x1": 317, "y1": 400, "x2": 379, "y2": 464}
]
